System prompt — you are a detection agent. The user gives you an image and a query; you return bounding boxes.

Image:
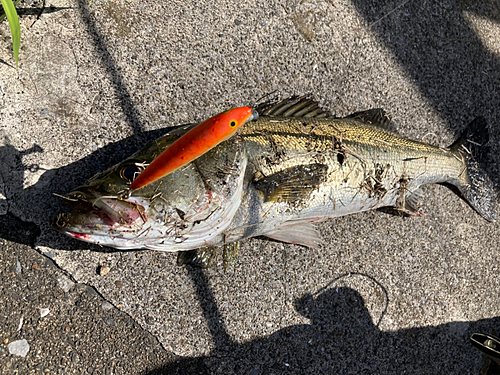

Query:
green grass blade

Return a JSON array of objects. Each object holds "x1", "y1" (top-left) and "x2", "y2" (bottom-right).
[
  {"x1": 0, "y1": 0, "x2": 21, "y2": 67},
  {"x1": 0, "y1": 0, "x2": 22, "y2": 23}
]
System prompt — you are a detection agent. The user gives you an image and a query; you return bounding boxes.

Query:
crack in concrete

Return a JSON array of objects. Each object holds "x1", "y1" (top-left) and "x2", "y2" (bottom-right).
[{"x1": 0, "y1": 211, "x2": 168, "y2": 355}]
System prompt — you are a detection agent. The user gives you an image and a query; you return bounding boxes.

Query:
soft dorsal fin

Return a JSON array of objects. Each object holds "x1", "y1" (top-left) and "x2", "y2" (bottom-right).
[
  {"x1": 345, "y1": 109, "x2": 399, "y2": 134},
  {"x1": 255, "y1": 95, "x2": 331, "y2": 118}
]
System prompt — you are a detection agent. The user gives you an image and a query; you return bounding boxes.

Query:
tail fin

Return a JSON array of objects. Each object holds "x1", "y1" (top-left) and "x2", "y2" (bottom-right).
[{"x1": 450, "y1": 117, "x2": 498, "y2": 222}]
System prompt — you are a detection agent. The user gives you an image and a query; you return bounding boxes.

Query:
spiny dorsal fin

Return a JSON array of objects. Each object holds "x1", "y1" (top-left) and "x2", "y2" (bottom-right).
[
  {"x1": 254, "y1": 164, "x2": 329, "y2": 203},
  {"x1": 345, "y1": 109, "x2": 399, "y2": 134},
  {"x1": 255, "y1": 95, "x2": 331, "y2": 118}
]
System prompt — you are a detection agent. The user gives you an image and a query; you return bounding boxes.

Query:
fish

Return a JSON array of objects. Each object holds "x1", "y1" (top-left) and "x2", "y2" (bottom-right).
[
  {"x1": 129, "y1": 106, "x2": 256, "y2": 190},
  {"x1": 52, "y1": 96, "x2": 497, "y2": 268}
]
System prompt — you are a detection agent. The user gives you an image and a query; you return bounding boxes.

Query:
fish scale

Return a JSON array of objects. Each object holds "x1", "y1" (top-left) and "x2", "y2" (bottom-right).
[{"x1": 241, "y1": 117, "x2": 464, "y2": 202}]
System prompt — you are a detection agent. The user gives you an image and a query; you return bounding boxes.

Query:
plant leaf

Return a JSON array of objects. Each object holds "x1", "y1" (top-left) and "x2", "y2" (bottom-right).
[{"x1": 0, "y1": 0, "x2": 21, "y2": 67}]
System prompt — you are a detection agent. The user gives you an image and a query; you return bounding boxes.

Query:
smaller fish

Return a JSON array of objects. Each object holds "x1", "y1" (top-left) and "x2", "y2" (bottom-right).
[{"x1": 129, "y1": 106, "x2": 257, "y2": 190}]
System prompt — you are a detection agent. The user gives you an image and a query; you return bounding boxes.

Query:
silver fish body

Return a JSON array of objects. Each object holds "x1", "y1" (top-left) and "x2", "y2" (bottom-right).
[{"x1": 52, "y1": 97, "x2": 497, "y2": 256}]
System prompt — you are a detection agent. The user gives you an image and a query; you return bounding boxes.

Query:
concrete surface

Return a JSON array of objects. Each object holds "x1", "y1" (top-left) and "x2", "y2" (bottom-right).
[{"x1": 1, "y1": 0, "x2": 500, "y2": 373}]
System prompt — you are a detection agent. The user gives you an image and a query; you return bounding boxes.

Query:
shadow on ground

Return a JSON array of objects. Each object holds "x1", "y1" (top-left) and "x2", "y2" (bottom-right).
[
  {"x1": 350, "y1": 0, "x2": 500, "y2": 135},
  {"x1": 1, "y1": 1, "x2": 499, "y2": 373},
  {"x1": 0, "y1": 129, "x2": 497, "y2": 374},
  {"x1": 0, "y1": 128, "x2": 168, "y2": 250},
  {"x1": 146, "y1": 285, "x2": 496, "y2": 374}
]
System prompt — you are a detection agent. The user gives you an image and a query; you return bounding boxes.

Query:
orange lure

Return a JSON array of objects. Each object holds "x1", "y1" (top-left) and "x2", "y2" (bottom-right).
[{"x1": 129, "y1": 106, "x2": 257, "y2": 190}]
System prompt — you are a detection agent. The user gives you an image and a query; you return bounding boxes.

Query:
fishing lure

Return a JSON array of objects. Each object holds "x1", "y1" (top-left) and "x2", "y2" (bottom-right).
[{"x1": 129, "y1": 106, "x2": 257, "y2": 190}]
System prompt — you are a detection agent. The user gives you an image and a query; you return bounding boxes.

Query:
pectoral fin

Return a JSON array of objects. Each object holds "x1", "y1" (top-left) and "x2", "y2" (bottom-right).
[{"x1": 254, "y1": 164, "x2": 329, "y2": 203}]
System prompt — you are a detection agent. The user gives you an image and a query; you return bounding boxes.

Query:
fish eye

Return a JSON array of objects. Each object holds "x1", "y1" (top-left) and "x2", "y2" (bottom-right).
[
  {"x1": 119, "y1": 164, "x2": 144, "y2": 183},
  {"x1": 230, "y1": 120, "x2": 238, "y2": 128}
]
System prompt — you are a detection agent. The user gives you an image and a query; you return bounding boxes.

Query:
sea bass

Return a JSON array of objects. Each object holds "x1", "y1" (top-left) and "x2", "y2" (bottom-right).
[{"x1": 52, "y1": 96, "x2": 497, "y2": 267}]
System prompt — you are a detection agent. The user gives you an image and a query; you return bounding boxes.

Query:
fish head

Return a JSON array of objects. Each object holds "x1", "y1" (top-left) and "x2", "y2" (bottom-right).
[{"x1": 52, "y1": 126, "x2": 248, "y2": 251}]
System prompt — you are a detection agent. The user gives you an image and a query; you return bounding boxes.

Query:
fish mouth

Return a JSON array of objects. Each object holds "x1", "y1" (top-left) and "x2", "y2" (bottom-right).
[
  {"x1": 248, "y1": 109, "x2": 259, "y2": 122},
  {"x1": 51, "y1": 190, "x2": 148, "y2": 235}
]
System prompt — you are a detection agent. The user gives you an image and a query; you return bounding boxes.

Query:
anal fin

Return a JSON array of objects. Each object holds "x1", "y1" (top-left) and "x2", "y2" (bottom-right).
[
  {"x1": 405, "y1": 188, "x2": 425, "y2": 215},
  {"x1": 383, "y1": 188, "x2": 426, "y2": 217}
]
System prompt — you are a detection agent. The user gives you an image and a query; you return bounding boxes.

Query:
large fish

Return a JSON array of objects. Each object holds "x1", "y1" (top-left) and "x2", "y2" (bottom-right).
[{"x1": 52, "y1": 96, "x2": 497, "y2": 267}]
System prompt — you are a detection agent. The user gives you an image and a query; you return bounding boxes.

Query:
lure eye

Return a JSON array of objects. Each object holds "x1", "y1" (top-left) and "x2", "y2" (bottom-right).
[
  {"x1": 119, "y1": 164, "x2": 144, "y2": 183},
  {"x1": 229, "y1": 120, "x2": 238, "y2": 128}
]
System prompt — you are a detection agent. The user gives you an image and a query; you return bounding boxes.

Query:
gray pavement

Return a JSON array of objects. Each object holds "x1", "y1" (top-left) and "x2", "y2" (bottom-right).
[
  {"x1": 1, "y1": 0, "x2": 500, "y2": 373},
  {"x1": 0, "y1": 220, "x2": 173, "y2": 374}
]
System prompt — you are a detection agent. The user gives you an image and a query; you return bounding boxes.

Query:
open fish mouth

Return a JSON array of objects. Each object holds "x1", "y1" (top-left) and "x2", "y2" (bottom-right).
[{"x1": 51, "y1": 190, "x2": 148, "y2": 236}]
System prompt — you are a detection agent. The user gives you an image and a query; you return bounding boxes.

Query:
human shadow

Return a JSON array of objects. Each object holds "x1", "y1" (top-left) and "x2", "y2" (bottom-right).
[
  {"x1": 149, "y1": 285, "x2": 498, "y2": 375},
  {"x1": 350, "y1": 0, "x2": 500, "y2": 138}
]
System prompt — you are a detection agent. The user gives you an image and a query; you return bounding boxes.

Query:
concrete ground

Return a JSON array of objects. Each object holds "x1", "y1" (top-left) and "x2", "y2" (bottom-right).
[{"x1": 1, "y1": 0, "x2": 500, "y2": 373}]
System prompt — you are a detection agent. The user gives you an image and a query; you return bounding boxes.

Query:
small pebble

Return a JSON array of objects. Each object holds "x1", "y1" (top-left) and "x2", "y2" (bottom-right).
[
  {"x1": 57, "y1": 276, "x2": 75, "y2": 293},
  {"x1": 40, "y1": 308, "x2": 50, "y2": 318},
  {"x1": 102, "y1": 301, "x2": 113, "y2": 312},
  {"x1": 9, "y1": 258, "x2": 21, "y2": 274},
  {"x1": 32, "y1": 264, "x2": 41, "y2": 271},
  {"x1": 44, "y1": 258, "x2": 56, "y2": 268},
  {"x1": 70, "y1": 350, "x2": 78, "y2": 363},
  {"x1": 98, "y1": 266, "x2": 110, "y2": 276},
  {"x1": 3, "y1": 338, "x2": 8, "y2": 344},
  {"x1": 115, "y1": 280, "x2": 123, "y2": 288},
  {"x1": 8, "y1": 339, "x2": 30, "y2": 357}
]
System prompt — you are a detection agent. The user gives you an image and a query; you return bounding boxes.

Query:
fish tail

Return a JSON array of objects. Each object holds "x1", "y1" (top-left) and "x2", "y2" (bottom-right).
[{"x1": 450, "y1": 117, "x2": 497, "y2": 222}]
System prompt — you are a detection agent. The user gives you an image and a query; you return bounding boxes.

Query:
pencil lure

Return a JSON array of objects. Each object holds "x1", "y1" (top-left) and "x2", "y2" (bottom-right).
[{"x1": 129, "y1": 106, "x2": 257, "y2": 190}]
